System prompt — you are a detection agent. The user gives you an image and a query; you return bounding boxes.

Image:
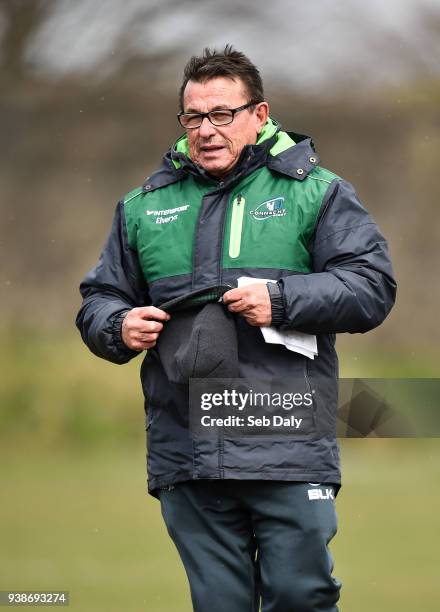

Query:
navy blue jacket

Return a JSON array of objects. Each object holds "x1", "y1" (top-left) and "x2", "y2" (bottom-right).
[{"x1": 76, "y1": 129, "x2": 396, "y2": 497}]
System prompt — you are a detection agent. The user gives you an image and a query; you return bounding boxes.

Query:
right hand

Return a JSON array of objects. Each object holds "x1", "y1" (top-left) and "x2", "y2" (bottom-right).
[{"x1": 121, "y1": 306, "x2": 170, "y2": 351}]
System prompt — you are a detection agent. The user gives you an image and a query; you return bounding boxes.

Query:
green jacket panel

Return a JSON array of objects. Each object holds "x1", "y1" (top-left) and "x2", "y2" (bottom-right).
[{"x1": 123, "y1": 162, "x2": 338, "y2": 283}]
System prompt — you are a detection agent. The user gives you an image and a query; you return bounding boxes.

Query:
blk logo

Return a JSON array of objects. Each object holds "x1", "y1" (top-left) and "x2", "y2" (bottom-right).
[{"x1": 307, "y1": 488, "x2": 334, "y2": 501}]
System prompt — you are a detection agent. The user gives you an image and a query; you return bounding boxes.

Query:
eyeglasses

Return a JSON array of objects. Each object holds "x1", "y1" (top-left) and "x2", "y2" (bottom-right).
[{"x1": 177, "y1": 101, "x2": 261, "y2": 129}]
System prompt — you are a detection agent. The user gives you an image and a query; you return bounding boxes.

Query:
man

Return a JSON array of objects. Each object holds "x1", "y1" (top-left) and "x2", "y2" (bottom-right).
[{"x1": 76, "y1": 46, "x2": 396, "y2": 611}]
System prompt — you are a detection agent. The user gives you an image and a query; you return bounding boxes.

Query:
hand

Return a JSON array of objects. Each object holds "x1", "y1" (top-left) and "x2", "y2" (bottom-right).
[
  {"x1": 222, "y1": 284, "x2": 272, "y2": 327},
  {"x1": 121, "y1": 306, "x2": 170, "y2": 351}
]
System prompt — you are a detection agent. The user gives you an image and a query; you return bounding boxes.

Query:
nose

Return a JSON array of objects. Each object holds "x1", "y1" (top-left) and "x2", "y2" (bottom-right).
[{"x1": 198, "y1": 116, "x2": 217, "y2": 138}]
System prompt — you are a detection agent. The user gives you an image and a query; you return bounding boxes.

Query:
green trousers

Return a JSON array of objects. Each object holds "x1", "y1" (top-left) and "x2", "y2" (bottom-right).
[{"x1": 159, "y1": 480, "x2": 341, "y2": 612}]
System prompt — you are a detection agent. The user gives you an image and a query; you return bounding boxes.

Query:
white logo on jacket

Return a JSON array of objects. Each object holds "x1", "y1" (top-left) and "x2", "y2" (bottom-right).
[
  {"x1": 249, "y1": 197, "x2": 287, "y2": 220},
  {"x1": 146, "y1": 204, "x2": 190, "y2": 224}
]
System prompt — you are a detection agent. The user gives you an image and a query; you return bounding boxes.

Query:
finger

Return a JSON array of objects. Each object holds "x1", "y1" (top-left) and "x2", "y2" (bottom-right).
[
  {"x1": 243, "y1": 310, "x2": 271, "y2": 327},
  {"x1": 222, "y1": 288, "x2": 244, "y2": 304},
  {"x1": 136, "y1": 320, "x2": 164, "y2": 334},
  {"x1": 136, "y1": 306, "x2": 171, "y2": 321},
  {"x1": 136, "y1": 331, "x2": 159, "y2": 343},
  {"x1": 130, "y1": 338, "x2": 157, "y2": 351},
  {"x1": 227, "y1": 300, "x2": 248, "y2": 313},
  {"x1": 246, "y1": 319, "x2": 260, "y2": 327},
  {"x1": 123, "y1": 323, "x2": 162, "y2": 340},
  {"x1": 242, "y1": 313, "x2": 259, "y2": 326}
]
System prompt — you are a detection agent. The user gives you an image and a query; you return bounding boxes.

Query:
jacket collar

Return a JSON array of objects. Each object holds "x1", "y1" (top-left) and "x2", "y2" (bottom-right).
[
  {"x1": 142, "y1": 120, "x2": 319, "y2": 193},
  {"x1": 172, "y1": 132, "x2": 279, "y2": 192},
  {"x1": 267, "y1": 131, "x2": 320, "y2": 181}
]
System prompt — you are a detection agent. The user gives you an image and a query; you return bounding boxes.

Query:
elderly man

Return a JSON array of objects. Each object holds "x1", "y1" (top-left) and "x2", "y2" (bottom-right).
[{"x1": 76, "y1": 46, "x2": 396, "y2": 612}]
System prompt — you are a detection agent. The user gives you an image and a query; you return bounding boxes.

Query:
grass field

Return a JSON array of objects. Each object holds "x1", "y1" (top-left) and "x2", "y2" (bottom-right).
[
  {"x1": 1, "y1": 440, "x2": 440, "y2": 611},
  {"x1": 1, "y1": 329, "x2": 439, "y2": 610}
]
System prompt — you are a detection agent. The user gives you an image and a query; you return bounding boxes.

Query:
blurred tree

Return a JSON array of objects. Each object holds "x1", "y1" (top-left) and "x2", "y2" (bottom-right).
[
  {"x1": 0, "y1": 0, "x2": 439, "y2": 360},
  {"x1": 0, "y1": 0, "x2": 50, "y2": 81}
]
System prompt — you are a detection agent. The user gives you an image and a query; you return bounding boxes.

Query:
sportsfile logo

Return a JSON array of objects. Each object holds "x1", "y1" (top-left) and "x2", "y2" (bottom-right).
[
  {"x1": 307, "y1": 483, "x2": 334, "y2": 500},
  {"x1": 249, "y1": 197, "x2": 287, "y2": 220},
  {"x1": 146, "y1": 204, "x2": 190, "y2": 224}
]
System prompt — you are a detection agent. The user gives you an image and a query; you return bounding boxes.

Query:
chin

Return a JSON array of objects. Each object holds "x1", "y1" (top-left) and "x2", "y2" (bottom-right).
[
  {"x1": 197, "y1": 154, "x2": 234, "y2": 177},
  {"x1": 197, "y1": 162, "x2": 224, "y2": 176},
  {"x1": 207, "y1": 159, "x2": 236, "y2": 176},
  {"x1": 207, "y1": 165, "x2": 228, "y2": 176}
]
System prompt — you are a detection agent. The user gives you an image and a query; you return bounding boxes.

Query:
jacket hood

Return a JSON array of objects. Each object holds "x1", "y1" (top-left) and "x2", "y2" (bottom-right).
[{"x1": 141, "y1": 118, "x2": 320, "y2": 193}]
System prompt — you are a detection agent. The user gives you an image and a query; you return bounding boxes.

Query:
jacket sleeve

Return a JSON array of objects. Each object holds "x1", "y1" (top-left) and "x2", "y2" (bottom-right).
[
  {"x1": 276, "y1": 178, "x2": 397, "y2": 334},
  {"x1": 75, "y1": 200, "x2": 150, "y2": 364}
]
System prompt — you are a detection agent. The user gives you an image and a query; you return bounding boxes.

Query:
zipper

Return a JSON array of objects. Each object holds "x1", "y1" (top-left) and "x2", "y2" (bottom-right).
[
  {"x1": 228, "y1": 194, "x2": 245, "y2": 258},
  {"x1": 303, "y1": 359, "x2": 316, "y2": 430}
]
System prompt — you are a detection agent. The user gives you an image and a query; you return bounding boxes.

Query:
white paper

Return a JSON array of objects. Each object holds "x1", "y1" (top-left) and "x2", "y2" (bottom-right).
[{"x1": 236, "y1": 277, "x2": 318, "y2": 359}]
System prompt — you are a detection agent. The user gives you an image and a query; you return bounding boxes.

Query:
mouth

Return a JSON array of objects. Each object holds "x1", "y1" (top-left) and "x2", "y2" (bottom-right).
[{"x1": 200, "y1": 144, "x2": 225, "y2": 153}]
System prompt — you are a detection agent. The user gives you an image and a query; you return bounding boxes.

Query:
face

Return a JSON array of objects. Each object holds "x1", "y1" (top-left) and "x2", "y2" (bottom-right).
[{"x1": 182, "y1": 76, "x2": 269, "y2": 178}]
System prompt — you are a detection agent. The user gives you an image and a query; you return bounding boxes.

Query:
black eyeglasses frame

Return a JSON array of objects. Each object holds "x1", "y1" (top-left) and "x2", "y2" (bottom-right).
[{"x1": 177, "y1": 100, "x2": 262, "y2": 129}]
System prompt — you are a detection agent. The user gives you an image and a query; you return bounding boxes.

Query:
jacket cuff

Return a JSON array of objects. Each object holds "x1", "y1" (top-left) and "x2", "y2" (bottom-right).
[
  {"x1": 111, "y1": 309, "x2": 140, "y2": 356},
  {"x1": 267, "y1": 282, "x2": 285, "y2": 326}
]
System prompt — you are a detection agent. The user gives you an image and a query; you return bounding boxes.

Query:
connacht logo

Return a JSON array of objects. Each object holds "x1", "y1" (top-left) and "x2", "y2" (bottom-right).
[{"x1": 249, "y1": 197, "x2": 287, "y2": 221}]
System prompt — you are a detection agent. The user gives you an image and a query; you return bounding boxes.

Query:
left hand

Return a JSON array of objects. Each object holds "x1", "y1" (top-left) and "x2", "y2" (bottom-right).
[{"x1": 222, "y1": 284, "x2": 272, "y2": 327}]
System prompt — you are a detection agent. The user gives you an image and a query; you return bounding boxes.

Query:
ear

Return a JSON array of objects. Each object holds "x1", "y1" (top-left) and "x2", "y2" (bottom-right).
[{"x1": 255, "y1": 102, "x2": 269, "y2": 133}]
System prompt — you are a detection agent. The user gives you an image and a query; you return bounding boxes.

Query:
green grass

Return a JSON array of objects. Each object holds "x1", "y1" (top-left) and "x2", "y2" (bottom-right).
[
  {"x1": 335, "y1": 440, "x2": 440, "y2": 610},
  {"x1": 0, "y1": 448, "x2": 189, "y2": 612},
  {"x1": 1, "y1": 328, "x2": 439, "y2": 610},
  {"x1": 0, "y1": 327, "x2": 143, "y2": 448},
  {"x1": 1, "y1": 442, "x2": 440, "y2": 611}
]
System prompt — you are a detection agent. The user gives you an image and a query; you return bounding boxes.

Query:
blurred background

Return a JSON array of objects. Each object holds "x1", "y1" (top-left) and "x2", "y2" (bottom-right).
[{"x1": 1, "y1": 0, "x2": 439, "y2": 610}]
